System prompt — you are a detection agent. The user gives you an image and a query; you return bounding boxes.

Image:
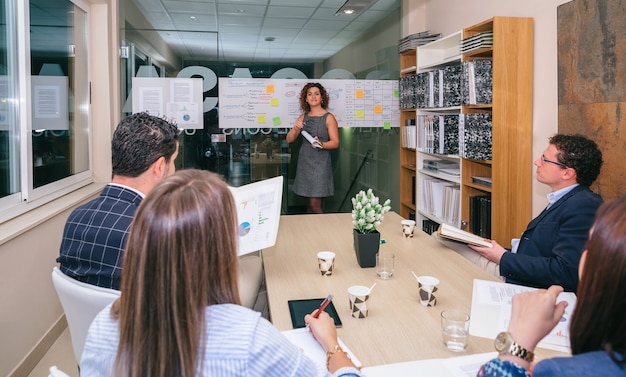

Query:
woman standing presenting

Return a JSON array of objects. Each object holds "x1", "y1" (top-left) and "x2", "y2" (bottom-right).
[{"x1": 286, "y1": 82, "x2": 339, "y2": 214}]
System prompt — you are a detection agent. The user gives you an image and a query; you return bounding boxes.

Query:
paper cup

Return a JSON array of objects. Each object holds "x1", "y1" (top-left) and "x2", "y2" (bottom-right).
[
  {"x1": 348, "y1": 285, "x2": 370, "y2": 318},
  {"x1": 317, "y1": 251, "x2": 335, "y2": 276},
  {"x1": 417, "y1": 275, "x2": 439, "y2": 307},
  {"x1": 401, "y1": 219, "x2": 416, "y2": 238}
]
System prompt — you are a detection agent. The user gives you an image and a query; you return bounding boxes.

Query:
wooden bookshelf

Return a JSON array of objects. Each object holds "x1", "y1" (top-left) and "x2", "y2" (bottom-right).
[
  {"x1": 460, "y1": 17, "x2": 534, "y2": 246},
  {"x1": 399, "y1": 48, "x2": 417, "y2": 219},
  {"x1": 397, "y1": 17, "x2": 534, "y2": 245}
]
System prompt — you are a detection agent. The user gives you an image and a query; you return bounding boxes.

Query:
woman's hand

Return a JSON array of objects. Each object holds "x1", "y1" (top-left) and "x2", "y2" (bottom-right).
[
  {"x1": 508, "y1": 285, "x2": 568, "y2": 353},
  {"x1": 304, "y1": 310, "x2": 338, "y2": 352},
  {"x1": 293, "y1": 117, "x2": 305, "y2": 131}
]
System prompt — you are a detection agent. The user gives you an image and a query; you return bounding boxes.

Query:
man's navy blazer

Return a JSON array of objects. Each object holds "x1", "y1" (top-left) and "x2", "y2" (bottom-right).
[{"x1": 499, "y1": 185, "x2": 602, "y2": 292}]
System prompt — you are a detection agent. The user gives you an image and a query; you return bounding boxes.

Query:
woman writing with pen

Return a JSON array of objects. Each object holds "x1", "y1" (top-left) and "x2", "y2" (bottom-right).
[
  {"x1": 80, "y1": 169, "x2": 361, "y2": 377},
  {"x1": 287, "y1": 82, "x2": 339, "y2": 214}
]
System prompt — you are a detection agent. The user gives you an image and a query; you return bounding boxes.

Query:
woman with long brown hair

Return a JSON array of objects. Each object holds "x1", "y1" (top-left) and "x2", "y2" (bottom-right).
[
  {"x1": 478, "y1": 196, "x2": 626, "y2": 376},
  {"x1": 286, "y1": 82, "x2": 339, "y2": 214},
  {"x1": 80, "y1": 169, "x2": 361, "y2": 377}
]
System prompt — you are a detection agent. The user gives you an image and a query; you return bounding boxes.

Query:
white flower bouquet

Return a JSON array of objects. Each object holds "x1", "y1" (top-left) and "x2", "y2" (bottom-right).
[{"x1": 351, "y1": 189, "x2": 392, "y2": 234}]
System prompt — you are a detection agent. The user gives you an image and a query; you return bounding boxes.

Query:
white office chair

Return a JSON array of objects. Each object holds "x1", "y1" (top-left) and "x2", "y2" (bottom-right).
[{"x1": 51, "y1": 266, "x2": 121, "y2": 364}]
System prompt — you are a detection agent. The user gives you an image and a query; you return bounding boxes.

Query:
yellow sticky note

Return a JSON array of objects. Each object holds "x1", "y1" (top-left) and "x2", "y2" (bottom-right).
[
  {"x1": 273, "y1": 117, "x2": 282, "y2": 126},
  {"x1": 355, "y1": 90, "x2": 364, "y2": 99},
  {"x1": 356, "y1": 109, "x2": 365, "y2": 118},
  {"x1": 384, "y1": 122, "x2": 391, "y2": 130},
  {"x1": 270, "y1": 98, "x2": 279, "y2": 106},
  {"x1": 374, "y1": 105, "x2": 383, "y2": 114},
  {"x1": 266, "y1": 84, "x2": 275, "y2": 93},
  {"x1": 258, "y1": 114, "x2": 266, "y2": 123}
]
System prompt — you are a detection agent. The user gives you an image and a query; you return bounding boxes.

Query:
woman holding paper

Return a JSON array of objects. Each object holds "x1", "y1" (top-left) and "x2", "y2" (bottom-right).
[
  {"x1": 478, "y1": 196, "x2": 626, "y2": 377},
  {"x1": 80, "y1": 169, "x2": 361, "y2": 377},
  {"x1": 287, "y1": 82, "x2": 339, "y2": 214}
]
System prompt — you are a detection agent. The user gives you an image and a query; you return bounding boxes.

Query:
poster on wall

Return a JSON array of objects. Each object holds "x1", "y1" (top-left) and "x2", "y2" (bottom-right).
[
  {"x1": 132, "y1": 77, "x2": 203, "y2": 129},
  {"x1": 31, "y1": 76, "x2": 69, "y2": 131},
  {"x1": 218, "y1": 78, "x2": 400, "y2": 129}
]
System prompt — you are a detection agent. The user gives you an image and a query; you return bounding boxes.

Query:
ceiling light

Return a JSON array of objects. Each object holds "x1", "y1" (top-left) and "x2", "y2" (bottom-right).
[
  {"x1": 265, "y1": 36, "x2": 275, "y2": 42},
  {"x1": 335, "y1": 0, "x2": 375, "y2": 16}
]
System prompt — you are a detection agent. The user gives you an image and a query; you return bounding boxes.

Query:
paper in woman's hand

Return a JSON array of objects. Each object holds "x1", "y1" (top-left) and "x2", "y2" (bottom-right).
[{"x1": 301, "y1": 130, "x2": 322, "y2": 148}]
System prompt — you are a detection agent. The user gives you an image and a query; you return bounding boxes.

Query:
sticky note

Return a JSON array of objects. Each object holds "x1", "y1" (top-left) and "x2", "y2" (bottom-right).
[
  {"x1": 270, "y1": 98, "x2": 279, "y2": 106},
  {"x1": 393, "y1": 89, "x2": 399, "y2": 98},
  {"x1": 266, "y1": 84, "x2": 275, "y2": 93},
  {"x1": 258, "y1": 114, "x2": 266, "y2": 123},
  {"x1": 273, "y1": 117, "x2": 282, "y2": 126},
  {"x1": 356, "y1": 110, "x2": 365, "y2": 118},
  {"x1": 355, "y1": 90, "x2": 364, "y2": 99},
  {"x1": 374, "y1": 105, "x2": 383, "y2": 114},
  {"x1": 384, "y1": 122, "x2": 391, "y2": 130}
]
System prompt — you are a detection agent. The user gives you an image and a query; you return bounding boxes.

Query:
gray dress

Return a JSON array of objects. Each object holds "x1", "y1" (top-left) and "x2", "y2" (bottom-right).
[{"x1": 292, "y1": 113, "x2": 334, "y2": 197}]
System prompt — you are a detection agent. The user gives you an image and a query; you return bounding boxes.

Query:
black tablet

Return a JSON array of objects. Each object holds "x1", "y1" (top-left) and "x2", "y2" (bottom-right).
[{"x1": 287, "y1": 298, "x2": 342, "y2": 329}]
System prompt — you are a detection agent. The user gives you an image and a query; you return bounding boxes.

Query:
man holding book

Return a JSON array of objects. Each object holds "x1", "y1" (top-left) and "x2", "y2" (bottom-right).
[{"x1": 442, "y1": 134, "x2": 603, "y2": 292}]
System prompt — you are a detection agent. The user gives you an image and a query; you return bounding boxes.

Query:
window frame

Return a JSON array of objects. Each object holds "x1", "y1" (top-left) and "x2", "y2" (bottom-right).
[{"x1": 0, "y1": 0, "x2": 93, "y2": 223}]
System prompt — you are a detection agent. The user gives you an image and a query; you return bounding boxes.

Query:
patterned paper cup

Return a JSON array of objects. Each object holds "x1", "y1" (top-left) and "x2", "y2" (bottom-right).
[
  {"x1": 317, "y1": 251, "x2": 336, "y2": 276},
  {"x1": 348, "y1": 285, "x2": 371, "y2": 318},
  {"x1": 417, "y1": 275, "x2": 440, "y2": 307}
]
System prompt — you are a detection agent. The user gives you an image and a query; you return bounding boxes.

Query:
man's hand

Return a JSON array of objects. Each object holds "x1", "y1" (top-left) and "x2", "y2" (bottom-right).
[{"x1": 468, "y1": 239, "x2": 507, "y2": 264}]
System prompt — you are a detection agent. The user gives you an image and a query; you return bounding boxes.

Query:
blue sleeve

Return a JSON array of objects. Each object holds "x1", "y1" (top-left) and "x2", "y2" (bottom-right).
[
  {"x1": 248, "y1": 319, "x2": 362, "y2": 377},
  {"x1": 477, "y1": 358, "x2": 530, "y2": 377}
]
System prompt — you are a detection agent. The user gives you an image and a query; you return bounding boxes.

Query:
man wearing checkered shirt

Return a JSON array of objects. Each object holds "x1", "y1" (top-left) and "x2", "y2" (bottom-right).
[{"x1": 57, "y1": 112, "x2": 179, "y2": 289}]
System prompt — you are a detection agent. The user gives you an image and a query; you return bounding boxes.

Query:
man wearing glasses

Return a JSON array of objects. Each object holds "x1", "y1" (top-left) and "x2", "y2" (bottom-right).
[{"x1": 456, "y1": 134, "x2": 603, "y2": 292}]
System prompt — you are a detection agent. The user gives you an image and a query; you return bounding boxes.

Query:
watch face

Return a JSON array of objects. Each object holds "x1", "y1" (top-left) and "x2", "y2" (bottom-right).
[{"x1": 494, "y1": 332, "x2": 510, "y2": 352}]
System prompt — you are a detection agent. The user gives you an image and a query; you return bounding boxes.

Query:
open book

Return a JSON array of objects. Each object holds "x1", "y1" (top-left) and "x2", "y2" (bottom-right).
[
  {"x1": 229, "y1": 176, "x2": 283, "y2": 255},
  {"x1": 301, "y1": 130, "x2": 322, "y2": 148},
  {"x1": 437, "y1": 223, "x2": 492, "y2": 248}
]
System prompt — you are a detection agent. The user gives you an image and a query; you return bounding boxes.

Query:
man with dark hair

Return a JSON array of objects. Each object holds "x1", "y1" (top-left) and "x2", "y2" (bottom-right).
[
  {"x1": 451, "y1": 134, "x2": 603, "y2": 292},
  {"x1": 57, "y1": 112, "x2": 179, "y2": 289}
]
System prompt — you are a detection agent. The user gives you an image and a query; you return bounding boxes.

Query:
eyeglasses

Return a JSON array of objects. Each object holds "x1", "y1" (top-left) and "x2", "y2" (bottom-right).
[{"x1": 541, "y1": 154, "x2": 569, "y2": 169}]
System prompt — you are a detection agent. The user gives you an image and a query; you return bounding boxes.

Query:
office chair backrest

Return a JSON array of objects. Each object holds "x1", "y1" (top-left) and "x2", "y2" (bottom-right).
[{"x1": 51, "y1": 266, "x2": 121, "y2": 364}]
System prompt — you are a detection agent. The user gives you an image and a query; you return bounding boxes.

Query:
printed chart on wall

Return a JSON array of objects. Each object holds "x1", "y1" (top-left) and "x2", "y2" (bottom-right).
[
  {"x1": 229, "y1": 176, "x2": 283, "y2": 256},
  {"x1": 218, "y1": 78, "x2": 400, "y2": 128}
]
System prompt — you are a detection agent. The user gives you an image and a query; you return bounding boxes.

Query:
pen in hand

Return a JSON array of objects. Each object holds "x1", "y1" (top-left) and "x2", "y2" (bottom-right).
[
  {"x1": 306, "y1": 294, "x2": 333, "y2": 329},
  {"x1": 313, "y1": 294, "x2": 334, "y2": 318}
]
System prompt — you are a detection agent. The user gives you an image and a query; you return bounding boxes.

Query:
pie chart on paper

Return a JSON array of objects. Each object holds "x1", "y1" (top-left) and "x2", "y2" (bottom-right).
[{"x1": 238, "y1": 222, "x2": 251, "y2": 237}]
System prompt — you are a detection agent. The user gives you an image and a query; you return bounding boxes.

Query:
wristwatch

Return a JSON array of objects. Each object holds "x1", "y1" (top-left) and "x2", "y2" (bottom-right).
[{"x1": 494, "y1": 332, "x2": 534, "y2": 362}]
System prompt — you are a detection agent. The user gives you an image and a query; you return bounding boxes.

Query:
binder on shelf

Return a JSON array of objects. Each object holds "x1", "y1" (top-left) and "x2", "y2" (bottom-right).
[
  {"x1": 462, "y1": 59, "x2": 493, "y2": 105},
  {"x1": 441, "y1": 64, "x2": 463, "y2": 108},
  {"x1": 416, "y1": 72, "x2": 429, "y2": 109},
  {"x1": 462, "y1": 113, "x2": 492, "y2": 160}
]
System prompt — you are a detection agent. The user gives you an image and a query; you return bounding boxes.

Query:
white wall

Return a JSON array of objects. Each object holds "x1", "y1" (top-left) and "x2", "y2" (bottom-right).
[{"x1": 405, "y1": 0, "x2": 572, "y2": 216}]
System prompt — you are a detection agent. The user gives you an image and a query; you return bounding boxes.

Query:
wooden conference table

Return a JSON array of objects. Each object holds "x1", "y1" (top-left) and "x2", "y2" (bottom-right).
[{"x1": 262, "y1": 211, "x2": 567, "y2": 368}]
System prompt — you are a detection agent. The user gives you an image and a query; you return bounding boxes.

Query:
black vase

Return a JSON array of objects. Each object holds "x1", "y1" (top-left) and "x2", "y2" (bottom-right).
[{"x1": 353, "y1": 229, "x2": 380, "y2": 268}]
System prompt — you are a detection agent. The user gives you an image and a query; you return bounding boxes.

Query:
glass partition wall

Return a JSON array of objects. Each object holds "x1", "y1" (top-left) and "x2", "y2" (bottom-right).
[{"x1": 119, "y1": 8, "x2": 400, "y2": 215}]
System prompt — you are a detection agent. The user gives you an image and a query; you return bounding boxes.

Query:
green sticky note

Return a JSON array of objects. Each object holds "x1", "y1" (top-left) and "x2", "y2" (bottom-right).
[
  {"x1": 273, "y1": 117, "x2": 282, "y2": 126},
  {"x1": 393, "y1": 89, "x2": 399, "y2": 98},
  {"x1": 384, "y1": 122, "x2": 391, "y2": 130}
]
